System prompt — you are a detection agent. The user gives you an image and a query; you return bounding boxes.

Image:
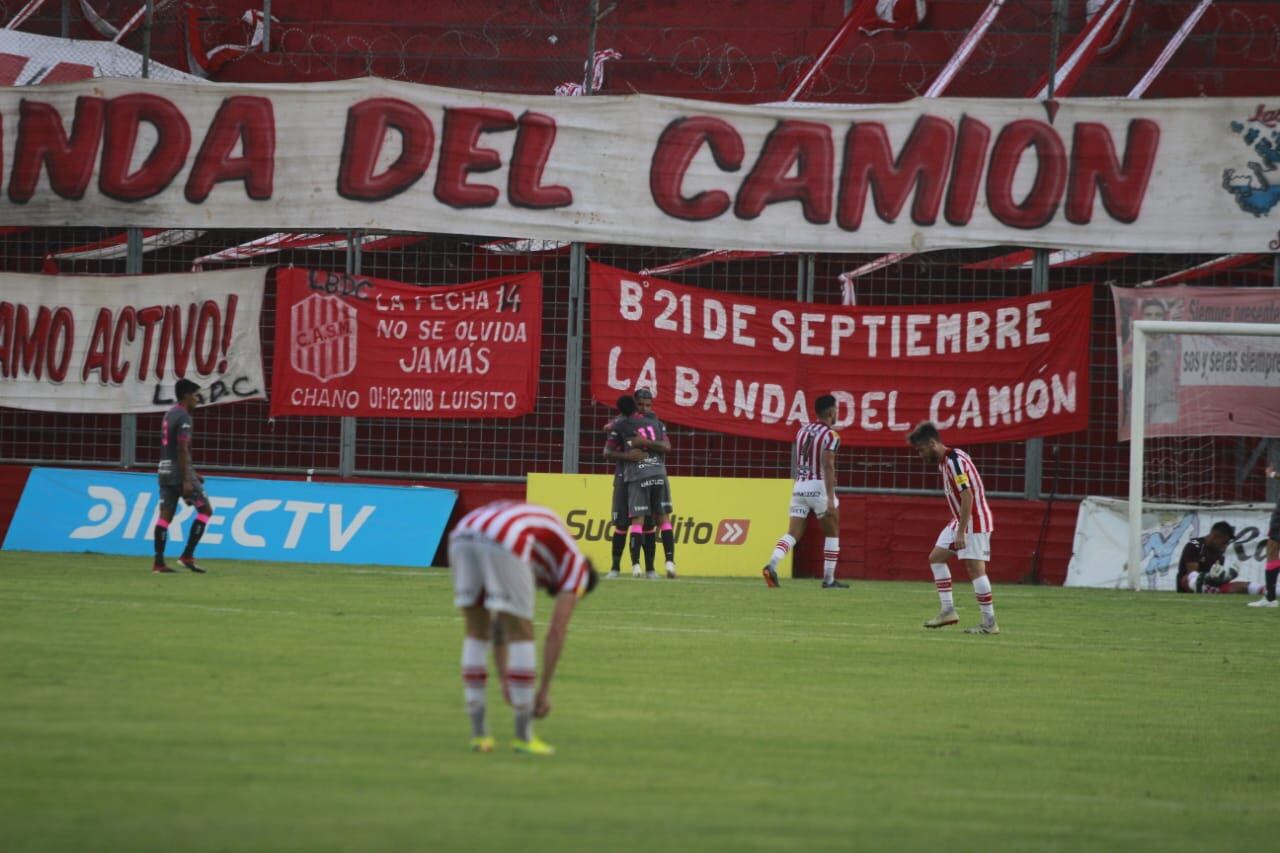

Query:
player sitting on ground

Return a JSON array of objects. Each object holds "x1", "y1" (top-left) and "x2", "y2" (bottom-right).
[
  {"x1": 762, "y1": 393, "x2": 846, "y2": 589},
  {"x1": 1177, "y1": 521, "x2": 1264, "y2": 596}
]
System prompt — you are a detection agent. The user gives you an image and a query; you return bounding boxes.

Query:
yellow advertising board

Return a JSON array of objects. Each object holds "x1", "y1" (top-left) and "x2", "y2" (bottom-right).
[{"x1": 527, "y1": 473, "x2": 792, "y2": 578}]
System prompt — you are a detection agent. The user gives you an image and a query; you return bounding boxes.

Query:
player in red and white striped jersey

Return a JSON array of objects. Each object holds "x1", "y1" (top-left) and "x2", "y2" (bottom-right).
[
  {"x1": 762, "y1": 394, "x2": 847, "y2": 589},
  {"x1": 449, "y1": 501, "x2": 599, "y2": 756},
  {"x1": 908, "y1": 421, "x2": 999, "y2": 634}
]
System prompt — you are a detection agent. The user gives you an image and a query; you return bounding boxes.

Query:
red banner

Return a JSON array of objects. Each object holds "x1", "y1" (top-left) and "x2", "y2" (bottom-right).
[
  {"x1": 589, "y1": 262, "x2": 1091, "y2": 446},
  {"x1": 271, "y1": 269, "x2": 541, "y2": 418},
  {"x1": 1112, "y1": 284, "x2": 1280, "y2": 439}
]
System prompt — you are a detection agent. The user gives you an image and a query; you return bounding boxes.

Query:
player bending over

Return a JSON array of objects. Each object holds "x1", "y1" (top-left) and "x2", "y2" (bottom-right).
[
  {"x1": 909, "y1": 421, "x2": 998, "y2": 634},
  {"x1": 449, "y1": 501, "x2": 598, "y2": 756},
  {"x1": 762, "y1": 393, "x2": 846, "y2": 589}
]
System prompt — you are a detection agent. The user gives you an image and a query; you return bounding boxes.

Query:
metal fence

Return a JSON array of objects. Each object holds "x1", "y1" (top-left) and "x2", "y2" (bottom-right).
[
  {"x1": 2, "y1": 1, "x2": 1277, "y2": 503},
  {"x1": 1, "y1": 225, "x2": 1275, "y2": 504}
]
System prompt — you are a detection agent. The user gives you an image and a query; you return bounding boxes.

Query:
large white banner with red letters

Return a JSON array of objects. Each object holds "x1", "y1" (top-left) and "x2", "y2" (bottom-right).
[
  {"x1": 0, "y1": 268, "x2": 266, "y2": 413},
  {"x1": 2, "y1": 77, "x2": 1280, "y2": 253},
  {"x1": 1112, "y1": 285, "x2": 1280, "y2": 440},
  {"x1": 589, "y1": 262, "x2": 1090, "y2": 446},
  {"x1": 270, "y1": 269, "x2": 541, "y2": 419}
]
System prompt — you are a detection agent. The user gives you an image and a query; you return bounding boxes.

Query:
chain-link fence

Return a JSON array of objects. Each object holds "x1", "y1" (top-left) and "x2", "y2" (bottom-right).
[
  {"x1": 1, "y1": 225, "x2": 1275, "y2": 503},
  {"x1": 2, "y1": 1, "x2": 1277, "y2": 503}
]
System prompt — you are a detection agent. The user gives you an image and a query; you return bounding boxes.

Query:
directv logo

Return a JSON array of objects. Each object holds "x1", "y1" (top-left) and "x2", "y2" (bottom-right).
[{"x1": 565, "y1": 510, "x2": 750, "y2": 545}]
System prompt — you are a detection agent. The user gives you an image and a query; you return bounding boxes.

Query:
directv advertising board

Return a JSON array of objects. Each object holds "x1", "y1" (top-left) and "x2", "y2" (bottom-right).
[
  {"x1": 3, "y1": 468, "x2": 456, "y2": 568},
  {"x1": 527, "y1": 473, "x2": 791, "y2": 577}
]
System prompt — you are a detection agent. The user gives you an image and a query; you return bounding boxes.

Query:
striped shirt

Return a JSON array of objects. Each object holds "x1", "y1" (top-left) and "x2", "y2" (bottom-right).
[
  {"x1": 450, "y1": 501, "x2": 592, "y2": 596},
  {"x1": 939, "y1": 448, "x2": 994, "y2": 534},
  {"x1": 793, "y1": 422, "x2": 840, "y2": 482}
]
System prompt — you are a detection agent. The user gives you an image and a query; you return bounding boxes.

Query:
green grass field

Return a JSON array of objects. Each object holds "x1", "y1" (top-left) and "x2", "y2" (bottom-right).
[{"x1": 1, "y1": 553, "x2": 1276, "y2": 852}]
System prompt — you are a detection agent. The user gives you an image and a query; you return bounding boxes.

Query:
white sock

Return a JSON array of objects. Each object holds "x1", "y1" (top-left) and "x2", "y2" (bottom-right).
[
  {"x1": 1248, "y1": 581, "x2": 1265, "y2": 596},
  {"x1": 972, "y1": 575, "x2": 995, "y2": 621},
  {"x1": 931, "y1": 563, "x2": 954, "y2": 610},
  {"x1": 770, "y1": 534, "x2": 796, "y2": 568},
  {"x1": 461, "y1": 636, "x2": 489, "y2": 737},
  {"x1": 823, "y1": 537, "x2": 839, "y2": 582},
  {"x1": 507, "y1": 641, "x2": 537, "y2": 741}
]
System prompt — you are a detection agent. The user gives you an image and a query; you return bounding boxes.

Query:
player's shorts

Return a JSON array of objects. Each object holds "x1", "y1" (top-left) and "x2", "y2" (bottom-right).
[
  {"x1": 1269, "y1": 503, "x2": 1280, "y2": 542},
  {"x1": 789, "y1": 479, "x2": 838, "y2": 519},
  {"x1": 627, "y1": 477, "x2": 672, "y2": 518},
  {"x1": 158, "y1": 481, "x2": 210, "y2": 514},
  {"x1": 448, "y1": 533, "x2": 535, "y2": 621},
  {"x1": 611, "y1": 474, "x2": 629, "y2": 528},
  {"x1": 934, "y1": 520, "x2": 992, "y2": 561}
]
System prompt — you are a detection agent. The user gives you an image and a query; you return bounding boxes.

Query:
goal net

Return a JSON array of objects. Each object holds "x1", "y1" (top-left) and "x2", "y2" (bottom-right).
[{"x1": 1125, "y1": 318, "x2": 1280, "y2": 590}]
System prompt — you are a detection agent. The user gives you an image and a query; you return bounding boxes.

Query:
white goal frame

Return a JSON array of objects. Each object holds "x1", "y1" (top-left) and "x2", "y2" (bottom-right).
[{"x1": 1127, "y1": 319, "x2": 1280, "y2": 590}]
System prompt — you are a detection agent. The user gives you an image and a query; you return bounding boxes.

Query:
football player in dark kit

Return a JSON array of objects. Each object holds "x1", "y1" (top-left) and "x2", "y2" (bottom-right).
[
  {"x1": 153, "y1": 378, "x2": 212, "y2": 574},
  {"x1": 602, "y1": 395, "x2": 636, "y2": 578},
  {"x1": 633, "y1": 388, "x2": 677, "y2": 578},
  {"x1": 605, "y1": 392, "x2": 674, "y2": 579}
]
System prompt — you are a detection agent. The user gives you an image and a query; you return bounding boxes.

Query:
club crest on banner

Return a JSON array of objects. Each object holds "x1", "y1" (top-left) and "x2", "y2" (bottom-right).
[
  {"x1": 291, "y1": 294, "x2": 358, "y2": 382},
  {"x1": 1222, "y1": 105, "x2": 1280, "y2": 219}
]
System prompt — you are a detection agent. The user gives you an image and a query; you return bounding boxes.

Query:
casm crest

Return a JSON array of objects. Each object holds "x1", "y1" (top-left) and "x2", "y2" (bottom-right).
[{"x1": 292, "y1": 294, "x2": 358, "y2": 382}]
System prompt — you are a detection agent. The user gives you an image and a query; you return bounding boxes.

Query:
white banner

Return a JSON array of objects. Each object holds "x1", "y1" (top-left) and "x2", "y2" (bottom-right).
[
  {"x1": 0, "y1": 268, "x2": 267, "y2": 413},
  {"x1": 1065, "y1": 496, "x2": 1274, "y2": 590},
  {"x1": 0, "y1": 30, "x2": 201, "y2": 86},
  {"x1": 2, "y1": 78, "x2": 1280, "y2": 253}
]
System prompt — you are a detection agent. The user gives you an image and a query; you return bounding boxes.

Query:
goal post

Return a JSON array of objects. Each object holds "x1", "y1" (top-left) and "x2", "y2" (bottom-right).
[{"x1": 1127, "y1": 319, "x2": 1280, "y2": 590}]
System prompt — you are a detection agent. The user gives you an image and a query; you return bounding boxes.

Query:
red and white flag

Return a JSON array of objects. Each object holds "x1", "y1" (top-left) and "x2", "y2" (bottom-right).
[
  {"x1": 184, "y1": 4, "x2": 277, "y2": 76},
  {"x1": 861, "y1": 0, "x2": 927, "y2": 35}
]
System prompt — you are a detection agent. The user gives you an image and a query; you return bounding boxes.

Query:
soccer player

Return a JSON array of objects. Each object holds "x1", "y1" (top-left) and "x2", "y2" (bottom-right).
[
  {"x1": 634, "y1": 388, "x2": 677, "y2": 578},
  {"x1": 449, "y1": 501, "x2": 599, "y2": 756},
  {"x1": 153, "y1": 378, "x2": 211, "y2": 574},
  {"x1": 1248, "y1": 464, "x2": 1280, "y2": 608},
  {"x1": 762, "y1": 393, "x2": 846, "y2": 589},
  {"x1": 606, "y1": 393, "x2": 674, "y2": 579},
  {"x1": 1177, "y1": 521, "x2": 1263, "y2": 595},
  {"x1": 908, "y1": 421, "x2": 998, "y2": 634},
  {"x1": 601, "y1": 395, "x2": 635, "y2": 579}
]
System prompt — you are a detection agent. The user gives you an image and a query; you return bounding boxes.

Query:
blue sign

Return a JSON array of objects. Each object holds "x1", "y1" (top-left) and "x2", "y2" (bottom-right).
[{"x1": 3, "y1": 468, "x2": 457, "y2": 568}]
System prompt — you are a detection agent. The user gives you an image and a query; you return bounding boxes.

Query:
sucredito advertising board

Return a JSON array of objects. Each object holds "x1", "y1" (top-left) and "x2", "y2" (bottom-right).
[
  {"x1": 3, "y1": 468, "x2": 457, "y2": 567},
  {"x1": 527, "y1": 473, "x2": 791, "y2": 577}
]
